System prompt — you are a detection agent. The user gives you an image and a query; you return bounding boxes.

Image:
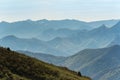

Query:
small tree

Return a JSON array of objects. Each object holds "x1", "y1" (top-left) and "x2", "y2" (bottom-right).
[
  {"x1": 7, "y1": 47, "x2": 11, "y2": 51},
  {"x1": 77, "y1": 71, "x2": 82, "y2": 76}
]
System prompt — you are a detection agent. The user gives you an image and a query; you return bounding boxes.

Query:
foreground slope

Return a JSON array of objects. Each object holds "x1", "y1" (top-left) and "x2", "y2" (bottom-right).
[
  {"x1": 0, "y1": 47, "x2": 90, "y2": 80},
  {"x1": 17, "y1": 45, "x2": 120, "y2": 80}
]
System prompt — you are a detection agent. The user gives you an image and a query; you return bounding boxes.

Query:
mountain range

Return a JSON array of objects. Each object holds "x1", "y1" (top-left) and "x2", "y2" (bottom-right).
[
  {"x1": 88, "y1": 19, "x2": 119, "y2": 28},
  {"x1": 0, "y1": 35, "x2": 68, "y2": 56},
  {"x1": 1, "y1": 19, "x2": 120, "y2": 80},
  {"x1": 0, "y1": 19, "x2": 92, "y2": 40},
  {"x1": 60, "y1": 45, "x2": 120, "y2": 80},
  {"x1": 1, "y1": 20, "x2": 120, "y2": 56},
  {"x1": 0, "y1": 19, "x2": 119, "y2": 40}
]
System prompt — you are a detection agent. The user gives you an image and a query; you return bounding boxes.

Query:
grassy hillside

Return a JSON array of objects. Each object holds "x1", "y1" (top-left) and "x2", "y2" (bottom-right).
[{"x1": 0, "y1": 47, "x2": 91, "y2": 80}]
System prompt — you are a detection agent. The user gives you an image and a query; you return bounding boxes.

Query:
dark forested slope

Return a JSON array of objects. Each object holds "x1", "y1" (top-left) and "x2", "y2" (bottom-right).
[{"x1": 0, "y1": 47, "x2": 91, "y2": 80}]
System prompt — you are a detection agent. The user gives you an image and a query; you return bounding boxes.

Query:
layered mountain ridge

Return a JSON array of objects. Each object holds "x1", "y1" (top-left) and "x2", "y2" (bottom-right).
[{"x1": 1, "y1": 20, "x2": 120, "y2": 56}]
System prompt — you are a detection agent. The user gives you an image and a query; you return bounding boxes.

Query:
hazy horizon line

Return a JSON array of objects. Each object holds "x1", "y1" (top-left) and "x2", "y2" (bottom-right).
[{"x1": 0, "y1": 18, "x2": 120, "y2": 23}]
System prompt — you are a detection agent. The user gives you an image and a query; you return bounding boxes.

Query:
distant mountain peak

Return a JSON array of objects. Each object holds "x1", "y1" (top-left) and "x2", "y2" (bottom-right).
[
  {"x1": 110, "y1": 45, "x2": 120, "y2": 48},
  {"x1": 25, "y1": 19, "x2": 33, "y2": 22},
  {"x1": 2, "y1": 35, "x2": 17, "y2": 40},
  {"x1": 116, "y1": 20, "x2": 120, "y2": 24},
  {"x1": 92, "y1": 24, "x2": 108, "y2": 31},
  {"x1": 49, "y1": 37, "x2": 63, "y2": 42},
  {"x1": 0, "y1": 21, "x2": 9, "y2": 24},
  {"x1": 37, "y1": 19, "x2": 49, "y2": 22},
  {"x1": 99, "y1": 24, "x2": 107, "y2": 29},
  {"x1": 101, "y1": 24, "x2": 106, "y2": 27},
  {"x1": 111, "y1": 21, "x2": 120, "y2": 28}
]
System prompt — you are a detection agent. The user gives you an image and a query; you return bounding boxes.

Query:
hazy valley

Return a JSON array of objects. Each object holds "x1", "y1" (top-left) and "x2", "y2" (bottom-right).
[{"x1": 0, "y1": 19, "x2": 120, "y2": 80}]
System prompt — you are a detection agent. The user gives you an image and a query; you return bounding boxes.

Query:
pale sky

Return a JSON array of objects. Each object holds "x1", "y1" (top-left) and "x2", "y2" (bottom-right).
[{"x1": 0, "y1": 0, "x2": 120, "y2": 22}]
